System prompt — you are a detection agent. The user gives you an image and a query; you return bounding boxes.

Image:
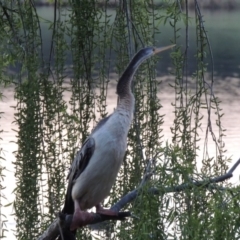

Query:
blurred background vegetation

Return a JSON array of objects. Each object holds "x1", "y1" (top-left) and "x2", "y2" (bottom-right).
[
  {"x1": 0, "y1": 0, "x2": 240, "y2": 239},
  {"x1": 28, "y1": 0, "x2": 240, "y2": 10}
]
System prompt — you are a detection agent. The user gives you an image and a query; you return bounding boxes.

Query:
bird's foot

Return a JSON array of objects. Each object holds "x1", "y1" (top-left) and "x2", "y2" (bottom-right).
[
  {"x1": 96, "y1": 204, "x2": 118, "y2": 216},
  {"x1": 70, "y1": 210, "x2": 94, "y2": 231}
]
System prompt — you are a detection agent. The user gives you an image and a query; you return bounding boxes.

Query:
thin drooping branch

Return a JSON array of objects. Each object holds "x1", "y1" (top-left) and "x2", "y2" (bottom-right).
[{"x1": 38, "y1": 158, "x2": 240, "y2": 240}]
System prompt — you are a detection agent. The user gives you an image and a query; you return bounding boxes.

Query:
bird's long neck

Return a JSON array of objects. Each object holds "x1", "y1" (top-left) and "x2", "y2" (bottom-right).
[{"x1": 116, "y1": 50, "x2": 147, "y2": 113}]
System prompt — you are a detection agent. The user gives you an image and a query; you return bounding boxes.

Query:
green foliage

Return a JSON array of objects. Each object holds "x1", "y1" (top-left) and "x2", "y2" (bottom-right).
[
  {"x1": 0, "y1": 0, "x2": 238, "y2": 239},
  {"x1": 0, "y1": 1, "x2": 14, "y2": 237}
]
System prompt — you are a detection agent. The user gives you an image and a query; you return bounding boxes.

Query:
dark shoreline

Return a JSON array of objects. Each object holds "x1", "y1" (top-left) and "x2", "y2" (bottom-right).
[{"x1": 26, "y1": 1, "x2": 240, "y2": 11}]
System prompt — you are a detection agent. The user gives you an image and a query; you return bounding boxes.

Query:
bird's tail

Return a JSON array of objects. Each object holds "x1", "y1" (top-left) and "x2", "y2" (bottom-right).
[{"x1": 57, "y1": 229, "x2": 76, "y2": 240}]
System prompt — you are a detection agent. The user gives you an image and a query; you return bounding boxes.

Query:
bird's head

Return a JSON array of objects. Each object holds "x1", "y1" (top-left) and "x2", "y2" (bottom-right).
[
  {"x1": 131, "y1": 44, "x2": 175, "y2": 69},
  {"x1": 117, "y1": 44, "x2": 175, "y2": 97}
]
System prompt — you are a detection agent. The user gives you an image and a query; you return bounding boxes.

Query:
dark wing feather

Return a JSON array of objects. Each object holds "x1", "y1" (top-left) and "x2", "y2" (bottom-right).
[
  {"x1": 59, "y1": 115, "x2": 111, "y2": 239},
  {"x1": 62, "y1": 115, "x2": 111, "y2": 214},
  {"x1": 58, "y1": 138, "x2": 95, "y2": 240},
  {"x1": 62, "y1": 137, "x2": 95, "y2": 214}
]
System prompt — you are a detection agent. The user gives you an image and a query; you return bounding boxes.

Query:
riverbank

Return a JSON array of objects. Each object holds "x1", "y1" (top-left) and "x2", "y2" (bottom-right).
[{"x1": 19, "y1": 0, "x2": 240, "y2": 10}]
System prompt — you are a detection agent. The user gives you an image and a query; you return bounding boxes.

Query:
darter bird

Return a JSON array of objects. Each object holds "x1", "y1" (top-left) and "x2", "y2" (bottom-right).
[{"x1": 59, "y1": 45, "x2": 174, "y2": 239}]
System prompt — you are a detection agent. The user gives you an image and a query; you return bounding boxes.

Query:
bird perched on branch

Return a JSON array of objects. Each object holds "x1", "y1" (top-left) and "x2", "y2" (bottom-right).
[{"x1": 59, "y1": 45, "x2": 174, "y2": 239}]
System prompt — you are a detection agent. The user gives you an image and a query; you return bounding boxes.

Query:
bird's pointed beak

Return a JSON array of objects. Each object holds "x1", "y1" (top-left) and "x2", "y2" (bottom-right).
[{"x1": 153, "y1": 44, "x2": 176, "y2": 55}]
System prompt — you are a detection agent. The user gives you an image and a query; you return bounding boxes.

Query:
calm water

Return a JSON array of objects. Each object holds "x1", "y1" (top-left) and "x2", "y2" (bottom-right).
[
  {"x1": 1, "y1": 76, "x2": 240, "y2": 239},
  {"x1": 32, "y1": 7, "x2": 240, "y2": 78},
  {"x1": 1, "y1": 7, "x2": 240, "y2": 239}
]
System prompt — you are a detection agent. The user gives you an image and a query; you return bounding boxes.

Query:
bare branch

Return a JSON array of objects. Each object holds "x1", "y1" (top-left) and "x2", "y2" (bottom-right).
[
  {"x1": 37, "y1": 218, "x2": 61, "y2": 240},
  {"x1": 37, "y1": 211, "x2": 130, "y2": 240},
  {"x1": 227, "y1": 158, "x2": 240, "y2": 175},
  {"x1": 150, "y1": 158, "x2": 240, "y2": 194}
]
